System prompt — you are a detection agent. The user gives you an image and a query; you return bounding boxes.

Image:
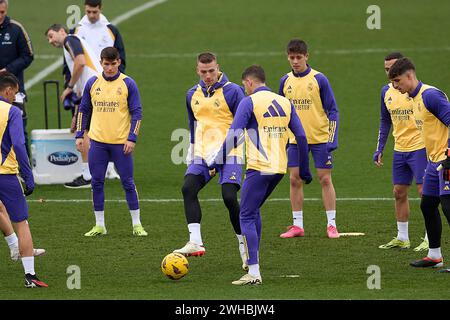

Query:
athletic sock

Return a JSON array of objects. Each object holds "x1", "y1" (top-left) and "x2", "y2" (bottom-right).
[
  {"x1": 21, "y1": 256, "x2": 35, "y2": 275},
  {"x1": 4, "y1": 233, "x2": 18, "y2": 249},
  {"x1": 397, "y1": 221, "x2": 409, "y2": 241},
  {"x1": 292, "y1": 211, "x2": 303, "y2": 228},
  {"x1": 428, "y1": 247, "x2": 442, "y2": 260},
  {"x1": 248, "y1": 264, "x2": 261, "y2": 278},
  {"x1": 82, "y1": 162, "x2": 91, "y2": 181},
  {"x1": 94, "y1": 211, "x2": 105, "y2": 228},
  {"x1": 326, "y1": 210, "x2": 336, "y2": 227},
  {"x1": 130, "y1": 209, "x2": 141, "y2": 226},
  {"x1": 236, "y1": 234, "x2": 245, "y2": 254},
  {"x1": 188, "y1": 223, "x2": 203, "y2": 245}
]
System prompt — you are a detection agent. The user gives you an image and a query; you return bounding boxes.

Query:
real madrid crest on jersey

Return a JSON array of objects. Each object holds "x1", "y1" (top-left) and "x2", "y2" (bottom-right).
[
  {"x1": 4, "y1": 32, "x2": 10, "y2": 41},
  {"x1": 117, "y1": 87, "x2": 122, "y2": 95},
  {"x1": 307, "y1": 82, "x2": 314, "y2": 91},
  {"x1": 214, "y1": 99, "x2": 220, "y2": 108}
]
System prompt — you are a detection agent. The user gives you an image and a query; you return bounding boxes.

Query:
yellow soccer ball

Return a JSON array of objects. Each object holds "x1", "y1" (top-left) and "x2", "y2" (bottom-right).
[{"x1": 161, "y1": 253, "x2": 189, "y2": 280}]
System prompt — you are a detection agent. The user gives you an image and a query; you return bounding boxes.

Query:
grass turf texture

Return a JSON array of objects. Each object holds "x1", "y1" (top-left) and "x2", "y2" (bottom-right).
[{"x1": 0, "y1": 0, "x2": 449, "y2": 299}]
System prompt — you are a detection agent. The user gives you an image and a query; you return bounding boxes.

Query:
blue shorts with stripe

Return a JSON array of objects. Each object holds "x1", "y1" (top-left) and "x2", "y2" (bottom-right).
[
  {"x1": 185, "y1": 156, "x2": 243, "y2": 186},
  {"x1": 0, "y1": 174, "x2": 28, "y2": 222},
  {"x1": 392, "y1": 148, "x2": 427, "y2": 185},
  {"x1": 422, "y1": 161, "x2": 450, "y2": 197},
  {"x1": 287, "y1": 143, "x2": 333, "y2": 169}
]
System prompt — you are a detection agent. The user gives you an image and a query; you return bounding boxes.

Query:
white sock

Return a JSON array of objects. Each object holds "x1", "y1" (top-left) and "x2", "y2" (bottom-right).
[
  {"x1": 107, "y1": 162, "x2": 115, "y2": 172},
  {"x1": 82, "y1": 162, "x2": 91, "y2": 180},
  {"x1": 236, "y1": 234, "x2": 245, "y2": 254},
  {"x1": 94, "y1": 211, "x2": 105, "y2": 228},
  {"x1": 326, "y1": 210, "x2": 336, "y2": 227},
  {"x1": 188, "y1": 223, "x2": 202, "y2": 245},
  {"x1": 248, "y1": 264, "x2": 261, "y2": 278},
  {"x1": 21, "y1": 256, "x2": 35, "y2": 275},
  {"x1": 292, "y1": 211, "x2": 303, "y2": 228},
  {"x1": 130, "y1": 209, "x2": 141, "y2": 226},
  {"x1": 397, "y1": 221, "x2": 409, "y2": 241},
  {"x1": 4, "y1": 233, "x2": 18, "y2": 248},
  {"x1": 428, "y1": 247, "x2": 442, "y2": 260}
]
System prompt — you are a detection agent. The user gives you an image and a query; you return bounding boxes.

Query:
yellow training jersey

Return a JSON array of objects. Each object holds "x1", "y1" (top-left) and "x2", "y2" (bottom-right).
[
  {"x1": 410, "y1": 82, "x2": 450, "y2": 162},
  {"x1": 186, "y1": 73, "x2": 245, "y2": 161},
  {"x1": 379, "y1": 84, "x2": 424, "y2": 152},
  {"x1": 0, "y1": 98, "x2": 33, "y2": 180},
  {"x1": 76, "y1": 72, "x2": 143, "y2": 144},
  {"x1": 279, "y1": 66, "x2": 339, "y2": 146}
]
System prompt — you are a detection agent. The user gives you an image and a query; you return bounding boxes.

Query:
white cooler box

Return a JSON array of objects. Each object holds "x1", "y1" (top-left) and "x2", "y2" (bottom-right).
[{"x1": 31, "y1": 129, "x2": 82, "y2": 184}]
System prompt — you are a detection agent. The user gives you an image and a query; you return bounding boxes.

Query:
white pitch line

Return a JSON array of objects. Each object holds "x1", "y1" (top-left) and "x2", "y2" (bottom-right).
[
  {"x1": 28, "y1": 197, "x2": 420, "y2": 203},
  {"x1": 25, "y1": 0, "x2": 168, "y2": 91},
  {"x1": 34, "y1": 46, "x2": 450, "y2": 61}
]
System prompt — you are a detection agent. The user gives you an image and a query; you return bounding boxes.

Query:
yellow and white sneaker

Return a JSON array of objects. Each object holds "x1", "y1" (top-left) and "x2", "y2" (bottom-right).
[
  {"x1": 173, "y1": 241, "x2": 205, "y2": 257},
  {"x1": 413, "y1": 238, "x2": 429, "y2": 252},
  {"x1": 132, "y1": 224, "x2": 148, "y2": 236},
  {"x1": 232, "y1": 273, "x2": 262, "y2": 286},
  {"x1": 378, "y1": 237, "x2": 410, "y2": 249},
  {"x1": 84, "y1": 225, "x2": 107, "y2": 237}
]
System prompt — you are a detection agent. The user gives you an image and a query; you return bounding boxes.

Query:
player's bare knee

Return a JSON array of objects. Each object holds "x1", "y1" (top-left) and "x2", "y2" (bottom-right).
[
  {"x1": 289, "y1": 175, "x2": 302, "y2": 188},
  {"x1": 393, "y1": 186, "x2": 407, "y2": 201},
  {"x1": 318, "y1": 175, "x2": 332, "y2": 187}
]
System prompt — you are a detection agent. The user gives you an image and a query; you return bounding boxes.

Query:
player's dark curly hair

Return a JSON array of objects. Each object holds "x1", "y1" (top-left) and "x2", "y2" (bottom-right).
[
  {"x1": 287, "y1": 39, "x2": 308, "y2": 55},
  {"x1": 388, "y1": 57, "x2": 416, "y2": 79}
]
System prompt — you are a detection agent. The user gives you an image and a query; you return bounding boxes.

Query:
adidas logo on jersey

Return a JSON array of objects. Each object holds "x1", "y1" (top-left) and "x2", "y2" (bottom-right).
[
  {"x1": 444, "y1": 186, "x2": 449, "y2": 191},
  {"x1": 263, "y1": 99, "x2": 287, "y2": 118}
]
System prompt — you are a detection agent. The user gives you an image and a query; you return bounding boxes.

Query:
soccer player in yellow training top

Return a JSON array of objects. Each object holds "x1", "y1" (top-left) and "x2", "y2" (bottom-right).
[
  {"x1": 75, "y1": 47, "x2": 147, "y2": 237},
  {"x1": 0, "y1": 71, "x2": 47, "y2": 287},
  {"x1": 389, "y1": 57, "x2": 450, "y2": 272},
  {"x1": 374, "y1": 52, "x2": 428, "y2": 251},
  {"x1": 208, "y1": 65, "x2": 312, "y2": 285},
  {"x1": 173, "y1": 52, "x2": 248, "y2": 271},
  {"x1": 278, "y1": 39, "x2": 339, "y2": 239}
]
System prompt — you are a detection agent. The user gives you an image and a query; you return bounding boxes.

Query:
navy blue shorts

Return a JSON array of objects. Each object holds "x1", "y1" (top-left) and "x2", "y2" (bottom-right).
[{"x1": 0, "y1": 174, "x2": 28, "y2": 222}]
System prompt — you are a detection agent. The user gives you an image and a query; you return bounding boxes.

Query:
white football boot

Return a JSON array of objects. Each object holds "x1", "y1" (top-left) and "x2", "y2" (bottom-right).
[{"x1": 173, "y1": 241, "x2": 205, "y2": 257}]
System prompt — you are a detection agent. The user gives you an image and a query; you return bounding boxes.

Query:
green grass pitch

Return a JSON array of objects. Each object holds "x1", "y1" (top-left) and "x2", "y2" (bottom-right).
[{"x1": 0, "y1": 0, "x2": 449, "y2": 299}]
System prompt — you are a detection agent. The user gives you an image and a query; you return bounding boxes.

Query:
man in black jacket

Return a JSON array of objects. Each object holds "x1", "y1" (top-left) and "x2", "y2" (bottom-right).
[{"x1": 0, "y1": 0, "x2": 34, "y2": 156}]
